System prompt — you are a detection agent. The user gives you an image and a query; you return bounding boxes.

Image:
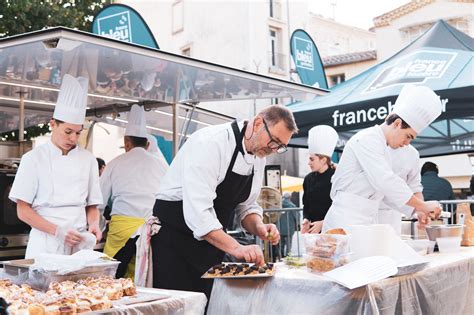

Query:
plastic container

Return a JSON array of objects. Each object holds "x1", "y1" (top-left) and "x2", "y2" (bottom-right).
[
  {"x1": 2, "y1": 259, "x2": 120, "y2": 291},
  {"x1": 302, "y1": 233, "x2": 351, "y2": 273},
  {"x1": 405, "y1": 239, "x2": 436, "y2": 255},
  {"x1": 436, "y1": 237, "x2": 462, "y2": 253},
  {"x1": 303, "y1": 233, "x2": 349, "y2": 258}
]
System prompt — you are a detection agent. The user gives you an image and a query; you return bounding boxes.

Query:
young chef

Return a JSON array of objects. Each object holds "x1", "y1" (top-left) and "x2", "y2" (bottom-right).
[
  {"x1": 99, "y1": 105, "x2": 167, "y2": 278},
  {"x1": 322, "y1": 85, "x2": 443, "y2": 232},
  {"x1": 151, "y1": 105, "x2": 298, "y2": 298},
  {"x1": 301, "y1": 125, "x2": 339, "y2": 234},
  {"x1": 9, "y1": 74, "x2": 103, "y2": 258}
]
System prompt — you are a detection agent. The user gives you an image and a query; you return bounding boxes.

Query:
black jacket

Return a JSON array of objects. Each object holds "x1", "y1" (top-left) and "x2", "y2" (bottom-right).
[{"x1": 302, "y1": 167, "x2": 334, "y2": 222}]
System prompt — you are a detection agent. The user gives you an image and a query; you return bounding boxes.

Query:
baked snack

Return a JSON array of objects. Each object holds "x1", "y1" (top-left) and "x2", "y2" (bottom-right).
[
  {"x1": 306, "y1": 257, "x2": 336, "y2": 272},
  {"x1": 3, "y1": 275, "x2": 136, "y2": 314},
  {"x1": 204, "y1": 263, "x2": 274, "y2": 277},
  {"x1": 326, "y1": 228, "x2": 347, "y2": 235},
  {"x1": 120, "y1": 278, "x2": 137, "y2": 296}
]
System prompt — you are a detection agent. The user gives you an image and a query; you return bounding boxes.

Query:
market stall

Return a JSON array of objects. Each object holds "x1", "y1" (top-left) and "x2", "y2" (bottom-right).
[
  {"x1": 0, "y1": 27, "x2": 327, "y2": 260},
  {"x1": 207, "y1": 247, "x2": 474, "y2": 314}
]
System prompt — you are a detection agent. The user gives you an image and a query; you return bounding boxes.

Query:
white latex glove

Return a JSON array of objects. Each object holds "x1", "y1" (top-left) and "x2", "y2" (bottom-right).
[
  {"x1": 73, "y1": 232, "x2": 97, "y2": 252},
  {"x1": 54, "y1": 225, "x2": 83, "y2": 246}
]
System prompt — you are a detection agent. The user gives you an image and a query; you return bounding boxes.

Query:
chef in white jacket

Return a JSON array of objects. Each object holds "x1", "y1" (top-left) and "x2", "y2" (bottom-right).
[
  {"x1": 377, "y1": 145, "x2": 423, "y2": 234},
  {"x1": 151, "y1": 105, "x2": 297, "y2": 299},
  {"x1": 99, "y1": 105, "x2": 168, "y2": 278},
  {"x1": 322, "y1": 85, "x2": 442, "y2": 232},
  {"x1": 9, "y1": 74, "x2": 103, "y2": 258}
]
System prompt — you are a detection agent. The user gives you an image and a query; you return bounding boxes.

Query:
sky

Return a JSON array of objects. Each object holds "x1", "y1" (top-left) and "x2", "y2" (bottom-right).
[{"x1": 307, "y1": 0, "x2": 409, "y2": 30}]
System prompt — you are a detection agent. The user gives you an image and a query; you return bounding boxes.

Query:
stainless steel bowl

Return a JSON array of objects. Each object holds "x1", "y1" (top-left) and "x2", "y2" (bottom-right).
[{"x1": 425, "y1": 224, "x2": 465, "y2": 241}]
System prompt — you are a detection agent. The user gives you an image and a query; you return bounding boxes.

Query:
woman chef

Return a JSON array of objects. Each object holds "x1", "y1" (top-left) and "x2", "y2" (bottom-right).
[
  {"x1": 301, "y1": 125, "x2": 338, "y2": 234},
  {"x1": 322, "y1": 85, "x2": 442, "y2": 232},
  {"x1": 9, "y1": 74, "x2": 103, "y2": 258}
]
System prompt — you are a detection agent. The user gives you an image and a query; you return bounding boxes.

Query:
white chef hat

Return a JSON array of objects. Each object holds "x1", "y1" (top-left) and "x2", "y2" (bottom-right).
[
  {"x1": 392, "y1": 85, "x2": 442, "y2": 133},
  {"x1": 53, "y1": 74, "x2": 88, "y2": 124},
  {"x1": 308, "y1": 125, "x2": 339, "y2": 157},
  {"x1": 125, "y1": 105, "x2": 148, "y2": 138}
]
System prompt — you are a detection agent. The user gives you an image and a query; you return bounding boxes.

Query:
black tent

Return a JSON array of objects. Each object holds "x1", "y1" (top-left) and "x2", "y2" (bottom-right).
[{"x1": 290, "y1": 20, "x2": 474, "y2": 157}]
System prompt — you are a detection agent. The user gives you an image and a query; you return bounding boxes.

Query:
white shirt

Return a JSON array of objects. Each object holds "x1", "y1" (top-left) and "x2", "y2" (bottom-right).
[
  {"x1": 9, "y1": 140, "x2": 102, "y2": 209},
  {"x1": 330, "y1": 125, "x2": 413, "y2": 206},
  {"x1": 100, "y1": 147, "x2": 167, "y2": 218},
  {"x1": 156, "y1": 121, "x2": 265, "y2": 240},
  {"x1": 379, "y1": 145, "x2": 422, "y2": 216}
]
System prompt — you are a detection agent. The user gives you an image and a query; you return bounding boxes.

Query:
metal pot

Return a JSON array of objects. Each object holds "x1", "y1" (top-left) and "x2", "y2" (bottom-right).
[{"x1": 425, "y1": 224, "x2": 465, "y2": 241}]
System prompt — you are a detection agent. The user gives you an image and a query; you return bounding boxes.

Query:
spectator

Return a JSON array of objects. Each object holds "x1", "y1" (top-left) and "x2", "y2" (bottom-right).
[
  {"x1": 96, "y1": 158, "x2": 106, "y2": 176},
  {"x1": 279, "y1": 192, "x2": 299, "y2": 257},
  {"x1": 421, "y1": 162, "x2": 455, "y2": 201}
]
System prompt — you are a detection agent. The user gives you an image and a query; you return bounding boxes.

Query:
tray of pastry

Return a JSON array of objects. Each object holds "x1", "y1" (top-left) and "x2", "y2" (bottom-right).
[{"x1": 201, "y1": 262, "x2": 275, "y2": 279}]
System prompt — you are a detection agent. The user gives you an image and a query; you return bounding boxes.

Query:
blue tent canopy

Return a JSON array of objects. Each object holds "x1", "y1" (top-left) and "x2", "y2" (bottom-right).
[{"x1": 290, "y1": 20, "x2": 474, "y2": 157}]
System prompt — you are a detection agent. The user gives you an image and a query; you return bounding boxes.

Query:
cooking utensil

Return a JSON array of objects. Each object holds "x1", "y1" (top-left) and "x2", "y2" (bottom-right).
[{"x1": 425, "y1": 224, "x2": 465, "y2": 242}]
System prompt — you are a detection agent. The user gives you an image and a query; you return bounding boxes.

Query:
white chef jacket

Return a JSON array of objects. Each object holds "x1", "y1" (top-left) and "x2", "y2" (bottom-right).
[
  {"x1": 9, "y1": 140, "x2": 103, "y2": 258},
  {"x1": 324, "y1": 125, "x2": 414, "y2": 232},
  {"x1": 9, "y1": 140, "x2": 103, "y2": 211},
  {"x1": 330, "y1": 125, "x2": 413, "y2": 204},
  {"x1": 156, "y1": 121, "x2": 265, "y2": 240},
  {"x1": 99, "y1": 147, "x2": 167, "y2": 218},
  {"x1": 379, "y1": 145, "x2": 422, "y2": 216}
]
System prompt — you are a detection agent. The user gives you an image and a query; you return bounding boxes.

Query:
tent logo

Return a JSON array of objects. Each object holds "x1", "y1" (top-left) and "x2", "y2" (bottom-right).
[
  {"x1": 97, "y1": 11, "x2": 133, "y2": 43},
  {"x1": 365, "y1": 50, "x2": 457, "y2": 92},
  {"x1": 294, "y1": 37, "x2": 314, "y2": 70}
]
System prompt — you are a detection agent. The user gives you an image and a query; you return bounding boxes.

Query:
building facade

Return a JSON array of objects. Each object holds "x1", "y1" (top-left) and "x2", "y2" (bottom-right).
[{"x1": 373, "y1": 0, "x2": 474, "y2": 61}]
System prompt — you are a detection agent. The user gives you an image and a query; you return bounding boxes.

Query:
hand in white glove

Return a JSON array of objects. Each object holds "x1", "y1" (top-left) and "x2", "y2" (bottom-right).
[
  {"x1": 54, "y1": 225, "x2": 84, "y2": 246},
  {"x1": 74, "y1": 232, "x2": 97, "y2": 251}
]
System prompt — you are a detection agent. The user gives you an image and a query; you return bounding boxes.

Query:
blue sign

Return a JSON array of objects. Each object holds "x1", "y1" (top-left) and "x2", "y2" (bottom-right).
[
  {"x1": 290, "y1": 29, "x2": 327, "y2": 89},
  {"x1": 92, "y1": 4, "x2": 159, "y2": 49}
]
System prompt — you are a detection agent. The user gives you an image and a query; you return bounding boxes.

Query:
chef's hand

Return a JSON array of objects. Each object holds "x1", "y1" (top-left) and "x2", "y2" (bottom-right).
[
  {"x1": 230, "y1": 244, "x2": 265, "y2": 266},
  {"x1": 419, "y1": 200, "x2": 442, "y2": 219},
  {"x1": 415, "y1": 211, "x2": 431, "y2": 228},
  {"x1": 308, "y1": 220, "x2": 323, "y2": 234},
  {"x1": 55, "y1": 225, "x2": 84, "y2": 246},
  {"x1": 88, "y1": 223, "x2": 102, "y2": 243},
  {"x1": 256, "y1": 223, "x2": 280, "y2": 245},
  {"x1": 301, "y1": 219, "x2": 310, "y2": 234}
]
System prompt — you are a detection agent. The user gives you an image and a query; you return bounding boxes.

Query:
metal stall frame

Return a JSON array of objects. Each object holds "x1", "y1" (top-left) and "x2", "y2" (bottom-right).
[{"x1": 0, "y1": 27, "x2": 328, "y2": 157}]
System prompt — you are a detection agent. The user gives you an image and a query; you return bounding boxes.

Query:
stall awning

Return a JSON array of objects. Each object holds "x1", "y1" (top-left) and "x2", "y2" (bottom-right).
[
  {"x1": 0, "y1": 27, "x2": 328, "y2": 142},
  {"x1": 289, "y1": 20, "x2": 474, "y2": 157}
]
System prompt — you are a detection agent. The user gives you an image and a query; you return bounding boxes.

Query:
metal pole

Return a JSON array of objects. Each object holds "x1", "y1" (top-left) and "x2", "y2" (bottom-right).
[
  {"x1": 18, "y1": 91, "x2": 25, "y2": 142},
  {"x1": 172, "y1": 103, "x2": 180, "y2": 157},
  {"x1": 179, "y1": 103, "x2": 197, "y2": 149}
]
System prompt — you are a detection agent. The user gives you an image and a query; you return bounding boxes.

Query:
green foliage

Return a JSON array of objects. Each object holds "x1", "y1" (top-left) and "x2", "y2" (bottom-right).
[
  {"x1": 0, "y1": 123, "x2": 51, "y2": 141},
  {"x1": 0, "y1": 0, "x2": 112, "y2": 38}
]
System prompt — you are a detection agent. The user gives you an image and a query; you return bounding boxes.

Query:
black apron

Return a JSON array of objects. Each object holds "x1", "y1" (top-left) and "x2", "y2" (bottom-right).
[{"x1": 151, "y1": 120, "x2": 254, "y2": 298}]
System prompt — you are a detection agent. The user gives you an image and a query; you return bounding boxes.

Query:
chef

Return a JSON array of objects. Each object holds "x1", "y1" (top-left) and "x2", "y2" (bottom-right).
[
  {"x1": 301, "y1": 125, "x2": 339, "y2": 234},
  {"x1": 322, "y1": 85, "x2": 443, "y2": 232},
  {"x1": 9, "y1": 74, "x2": 103, "y2": 258},
  {"x1": 377, "y1": 145, "x2": 423, "y2": 235},
  {"x1": 151, "y1": 105, "x2": 298, "y2": 298},
  {"x1": 99, "y1": 105, "x2": 167, "y2": 278}
]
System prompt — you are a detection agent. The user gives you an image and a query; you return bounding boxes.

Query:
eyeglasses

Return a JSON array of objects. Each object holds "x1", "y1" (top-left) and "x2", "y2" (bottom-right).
[{"x1": 262, "y1": 118, "x2": 288, "y2": 154}]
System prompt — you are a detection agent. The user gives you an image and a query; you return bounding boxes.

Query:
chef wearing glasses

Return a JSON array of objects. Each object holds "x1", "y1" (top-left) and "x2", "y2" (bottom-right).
[{"x1": 151, "y1": 105, "x2": 298, "y2": 298}]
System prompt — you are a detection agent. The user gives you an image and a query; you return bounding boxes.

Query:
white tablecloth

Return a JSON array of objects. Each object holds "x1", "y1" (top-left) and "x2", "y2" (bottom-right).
[
  {"x1": 208, "y1": 247, "x2": 474, "y2": 315},
  {"x1": 104, "y1": 288, "x2": 206, "y2": 315}
]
